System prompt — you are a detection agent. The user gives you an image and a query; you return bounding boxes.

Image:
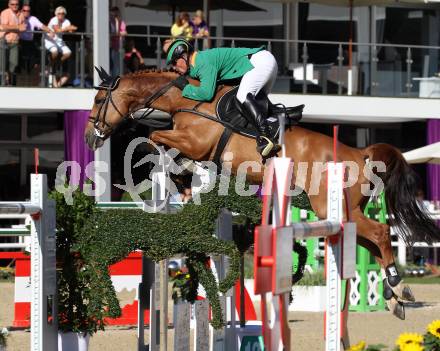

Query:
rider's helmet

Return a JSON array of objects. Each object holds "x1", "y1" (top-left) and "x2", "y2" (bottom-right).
[{"x1": 166, "y1": 39, "x2": 194, "y2": 66}]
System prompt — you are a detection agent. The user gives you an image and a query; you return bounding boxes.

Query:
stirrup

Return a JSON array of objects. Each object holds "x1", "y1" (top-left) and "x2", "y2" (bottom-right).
[{"x1": 257, "y1": 136, "x2": 281, "y2": 158}]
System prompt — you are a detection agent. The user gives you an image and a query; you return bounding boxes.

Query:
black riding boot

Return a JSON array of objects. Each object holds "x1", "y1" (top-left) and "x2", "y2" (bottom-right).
[{"x1": 239, "y1": 93, "x2": 281, "y2": 158}]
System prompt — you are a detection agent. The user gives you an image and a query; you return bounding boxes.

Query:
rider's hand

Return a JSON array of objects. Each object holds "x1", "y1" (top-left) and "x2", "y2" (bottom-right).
[{"x1": 173, "y1": 75, "x2": 189, "y2": 90}]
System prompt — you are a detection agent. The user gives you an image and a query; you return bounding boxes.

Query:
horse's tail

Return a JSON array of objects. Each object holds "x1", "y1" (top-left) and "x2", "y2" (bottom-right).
[{"x1": 363, "y1": 143, "x2": 440, "y2": 245}]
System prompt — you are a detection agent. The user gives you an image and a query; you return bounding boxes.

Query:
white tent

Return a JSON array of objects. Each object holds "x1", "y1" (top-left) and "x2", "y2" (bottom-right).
[{"x1": 403, "y1": 142, "x2": 440, "y2": 164}]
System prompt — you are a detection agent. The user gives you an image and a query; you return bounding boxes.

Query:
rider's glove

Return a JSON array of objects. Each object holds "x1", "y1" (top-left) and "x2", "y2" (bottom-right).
[{"x1": 173, "y1": 75, "x2": 189, "y2": 90}]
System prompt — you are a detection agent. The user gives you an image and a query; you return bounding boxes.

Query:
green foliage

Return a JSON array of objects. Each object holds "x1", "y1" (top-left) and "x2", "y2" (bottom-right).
[
  {"x1": 49, "y1": 187, "x2": 101, "y2": 335},
  {"x1": 294, "y1": 270, "x2": 325, "y2": 286},
  {"x1": 171, "y1": 271, "x2": 198, "y2": 303},
  {"x1": 78, "y1": 176, "x2": 262, "y2": 330},
  {"x1": 50, "y1": 175, "x2": 313, "y2": 332},
  {"x1": 424, "y1": 330, "x2": 440, "y2": 351},
  {"x1": 291, "y1": 191, "x2": 313, "y2": 211},
  {"x1": 120, "y1": 187, "x2": 153, "y2": 202},
  {"x1": 243, "y1": 253, "x2": 254, "y2": 279}
]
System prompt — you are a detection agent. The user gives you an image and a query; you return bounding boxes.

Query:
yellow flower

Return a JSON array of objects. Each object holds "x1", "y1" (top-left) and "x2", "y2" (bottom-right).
[
  {"x1": 401, "y1": 343, "x2": 424, "y2": 351},
  {"x1": 427, "y1": 320, "x2": 440, "y2": 338},
  {"x1": 347, "y1": 341, "x2": 366, "y2": 351},
  {"x1": 396, "y1": 333, "x2": 424, "y2": 349},
  {"x1": 185, "y1": 274, "x2": 190, "y2": 279}
]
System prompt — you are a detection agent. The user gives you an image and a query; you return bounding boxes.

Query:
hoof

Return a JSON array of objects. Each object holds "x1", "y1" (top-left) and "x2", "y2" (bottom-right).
[
  {"x1": 390, "y1": 281, "x2": 416, "y2": 302},
  {"x1": 386, "y1": 297, "x2": 405, "y2": 320}
]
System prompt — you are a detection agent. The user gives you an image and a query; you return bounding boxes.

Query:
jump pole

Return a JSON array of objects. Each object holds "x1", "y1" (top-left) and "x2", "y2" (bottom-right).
[
  {"x1": 0, "y1": 174, "x2": 57, "y2": 351},
  {"x1": 254, "y1": 157, "x2": 356, "y2": 351}
]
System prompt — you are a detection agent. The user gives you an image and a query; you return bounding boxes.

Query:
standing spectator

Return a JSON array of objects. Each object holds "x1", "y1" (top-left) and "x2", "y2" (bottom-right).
[
  {"x1": 191, "y1": 10, "x2": 209, "y2": 39},
  {"x1": 109, "y1": 6, "x2": 127, "y2": 77},
  {"x1": 20, "y1": 4, "x2": 50, "y2": 73},
  {"x1": 191, "y1": 10, "x2": 209, "y2": 49},
  {"x1": 0, "y1": 0, "x2": 26, "y2": 86},
  {"x1": 45, "y1": 6, "x2": 77, "y2": 87},
  {"x1": 124, "y1": 39, "x2": 145, "y2": 73},
  {"x1": 171, "y1": 12, "x2": 192, "y2": 41}
]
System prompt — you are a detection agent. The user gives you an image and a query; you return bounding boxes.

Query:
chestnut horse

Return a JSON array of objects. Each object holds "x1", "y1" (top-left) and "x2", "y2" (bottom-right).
[{"x1": 85, "y1": 69, "x2": 440, "y2": 319}]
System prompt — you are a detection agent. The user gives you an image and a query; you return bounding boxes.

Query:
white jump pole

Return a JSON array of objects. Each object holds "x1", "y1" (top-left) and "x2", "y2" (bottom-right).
[
  {"x1": 30, "y1": 174, "x2": 57, "y2": 351},
  {"x1": 254, "y1": 158, "x2": 356, "y2": 351},
  {"x1": 0, "y1": 174, "x2": 57, "y2": 351}
]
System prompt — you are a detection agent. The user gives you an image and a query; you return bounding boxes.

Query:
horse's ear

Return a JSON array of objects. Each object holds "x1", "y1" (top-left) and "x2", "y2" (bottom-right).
[
  {"x1": 94, "y1": 66, "x2": 111, "y2": 82},
  {"x1": 100, "y1": 66, "x2": 112, "y2": 81},
  {"x1": 94, "y1": 66, "x2": 104, "y2": 81}
]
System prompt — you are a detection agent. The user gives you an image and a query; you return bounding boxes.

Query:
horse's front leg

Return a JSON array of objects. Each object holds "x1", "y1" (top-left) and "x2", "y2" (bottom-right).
[
  {"x1": 351, "y1": 207, "x2": 415, "y2": 320},
  {"x1": 150, "y1": 129, "x2": 209, "y2": 161}
]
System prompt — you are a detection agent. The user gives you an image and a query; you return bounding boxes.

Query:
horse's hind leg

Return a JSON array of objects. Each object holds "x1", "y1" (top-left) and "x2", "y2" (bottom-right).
[{"x1": 352, "y1": 207, "x2": 415, "y2": 320}]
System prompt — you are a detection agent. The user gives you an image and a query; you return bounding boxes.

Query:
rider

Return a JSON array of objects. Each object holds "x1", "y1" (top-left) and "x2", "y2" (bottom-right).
[{"x1": 165, "y1": 39, "x2": 281, "y2": 158}]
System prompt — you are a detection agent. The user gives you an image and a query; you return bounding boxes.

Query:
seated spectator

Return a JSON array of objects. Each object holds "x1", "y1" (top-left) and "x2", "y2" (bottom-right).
[
  {"x1": 110, "y1": 6, "x2": 127, "y2": 77},
  {"x1": 191, "y1": 10, "x2": 209, "y2": 49},
  {"x1": 44, "y1": 6, "x2": 77, "y2": 87},
  {"x1": 0, "y1": 0, "x2": 26, "y2": 86},
  {"x1": 171, "y1": 12, "x2": 192, "y2": 41},
  {"x1": 124, "y1": 39, "x2": 145, "y2": 73},
  {"x1": 20, "y1": 4, "x2": 50, "y2": 73}
]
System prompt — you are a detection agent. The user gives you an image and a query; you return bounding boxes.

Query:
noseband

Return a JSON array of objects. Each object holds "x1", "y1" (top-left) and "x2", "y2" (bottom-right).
[{"x1": 89, "y1": 75, "x2": 177, "y2": 140}]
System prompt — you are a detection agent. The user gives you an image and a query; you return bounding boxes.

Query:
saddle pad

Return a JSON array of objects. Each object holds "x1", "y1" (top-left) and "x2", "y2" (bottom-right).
[{"x1": 215, "y1": 86, "x2": 280, "y2": 140}]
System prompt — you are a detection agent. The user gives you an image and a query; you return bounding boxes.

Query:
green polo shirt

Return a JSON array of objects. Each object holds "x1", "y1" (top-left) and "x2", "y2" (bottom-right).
[{"x1": 182, "y1": 46, "x2": 265, "y2": 101}]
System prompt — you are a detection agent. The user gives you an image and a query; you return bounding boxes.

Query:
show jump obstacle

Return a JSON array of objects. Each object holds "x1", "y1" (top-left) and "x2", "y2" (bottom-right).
[
  {"x1": 134, "y1": 161, "x2": 261, "y2": 351},
  {"x1": 254, "y1": 157, "x2": 357, "y2": 351},
  {"x1": 0, "y1": 174, "x2": 57, "y2": 351}
]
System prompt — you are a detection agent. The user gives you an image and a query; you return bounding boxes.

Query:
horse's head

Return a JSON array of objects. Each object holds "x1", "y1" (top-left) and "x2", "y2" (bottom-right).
[
  {"x1": 84, "y1": 67, "x2": 177, "y2": 150},
  {"x1": 85, "y1": 67, "x2": 136, "y2": 150}
]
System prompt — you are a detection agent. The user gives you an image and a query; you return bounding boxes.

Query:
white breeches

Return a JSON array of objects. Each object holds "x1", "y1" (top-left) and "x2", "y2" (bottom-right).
[{"x1": 236, "y1": 50, "x2": 278, "y2": 103}]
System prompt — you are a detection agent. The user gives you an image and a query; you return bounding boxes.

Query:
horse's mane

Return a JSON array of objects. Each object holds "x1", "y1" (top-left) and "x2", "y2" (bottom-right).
[{"x1": 123, "y1": 68, "x2": 178, "y2": 79}]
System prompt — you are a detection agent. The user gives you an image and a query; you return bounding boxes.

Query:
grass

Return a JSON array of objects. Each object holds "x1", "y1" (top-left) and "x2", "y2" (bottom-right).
[{"x1": 295, "y1": 270, "x2": 325, "y2": 286}]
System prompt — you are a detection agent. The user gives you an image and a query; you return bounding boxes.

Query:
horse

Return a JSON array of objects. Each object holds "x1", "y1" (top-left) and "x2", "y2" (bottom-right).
[{"x1": 84, "y1": 68, "x2": 440, "y2": 319}]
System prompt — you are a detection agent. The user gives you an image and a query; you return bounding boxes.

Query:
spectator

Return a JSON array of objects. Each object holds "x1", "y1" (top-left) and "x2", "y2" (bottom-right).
[
  {"x1": 19, "y1": 4, "x2": 50, "y2": 73},
  {"x1": 162, "y1": 38, "x2": 173, "y2": 54},
  {"x1": 109, "y1": 6, "x2": 127, "y2": 77},
  {"x1": 171, "y1": 12, "x2": 192, "y2": 41},
  {"x1": 0, "y1": 0, "x2": 26, "y2": 86},
  {"x1": 191, "y1": 10, "x2": 209, "y2": 49},
  {"x1": 191, "y1": 10, "x2": 209, "y2": 39},
  {"x1": 45, "y1": 6, "x2": 77, "y2": 87},
  {"x1": 124, "y1": 39, "x2": 145, "y2": 73}
]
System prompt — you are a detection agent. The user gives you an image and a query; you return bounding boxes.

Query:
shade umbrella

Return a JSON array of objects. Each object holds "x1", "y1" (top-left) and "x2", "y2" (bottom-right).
[
  {"x1": 403, "y1": 142, "x2": 440, "y2": 164},
  {"x1": 126, "y1": 0, "x2": 265, "y2": 23}
]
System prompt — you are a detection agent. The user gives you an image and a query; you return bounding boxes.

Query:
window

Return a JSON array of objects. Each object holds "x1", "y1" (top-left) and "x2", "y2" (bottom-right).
[{"x1": 0, "y1": 114, "x2": 64, "y2": 200}]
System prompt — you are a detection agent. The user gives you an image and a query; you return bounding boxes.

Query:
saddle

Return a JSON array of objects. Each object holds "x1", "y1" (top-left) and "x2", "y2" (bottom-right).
[{"x1": 215, "y1": 86, "x2": 304, "y2": 140}]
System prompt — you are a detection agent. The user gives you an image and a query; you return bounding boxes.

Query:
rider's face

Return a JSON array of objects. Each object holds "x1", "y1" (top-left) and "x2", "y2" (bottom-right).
[{"x1": 174, "y1": 57, "x2": 188, "y2": 75}]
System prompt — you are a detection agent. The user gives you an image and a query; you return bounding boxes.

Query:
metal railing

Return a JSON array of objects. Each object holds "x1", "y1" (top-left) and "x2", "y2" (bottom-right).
[
  {"x1": 120, "y1": 33, "x2": 440, "y2": 98},
  {"x1": 1, "y1": 30, "x2": 439, "y2": 98},
  {"x1": 0, "y1": 30, "x2": 92, "y2": 88}
]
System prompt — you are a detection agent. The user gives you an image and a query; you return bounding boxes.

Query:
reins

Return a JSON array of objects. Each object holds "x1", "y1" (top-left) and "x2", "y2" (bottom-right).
[{"x1": 89, "y1": 76, "x2": 177, "y2": 140}]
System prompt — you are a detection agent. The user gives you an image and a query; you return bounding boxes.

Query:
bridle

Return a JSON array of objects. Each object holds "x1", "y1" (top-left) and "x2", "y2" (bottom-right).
[{"x1": 88, "y1": 75, "x2": 178, "y2": 140}]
